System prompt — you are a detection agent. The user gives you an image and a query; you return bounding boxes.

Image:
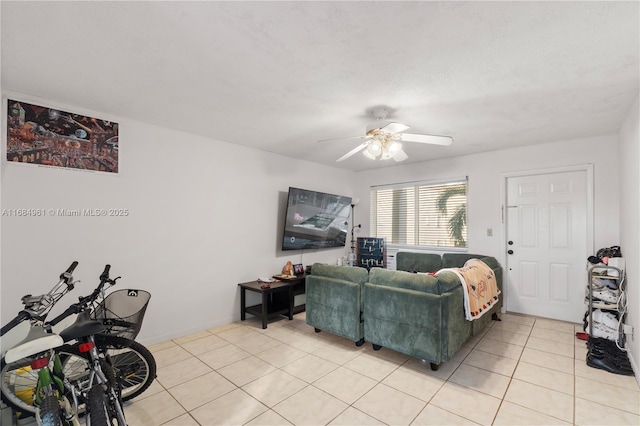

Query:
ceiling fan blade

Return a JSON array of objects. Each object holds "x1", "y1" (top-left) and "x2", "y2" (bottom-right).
[
  {"x1": 380, "y1": 122, "x2": 410, "y2": 134},
  {"x1": 337, "y1": 141, "x2": 369, "y2": 162},
  {"x1": 392, "y1": 147, "x2": 408, "y2": 162},
  {"x1": 318, "y1": 135, "x2": 368, "y2": 143},
  {"x1": 400, "y1": 133, "x2": 453, "y2": 146}
]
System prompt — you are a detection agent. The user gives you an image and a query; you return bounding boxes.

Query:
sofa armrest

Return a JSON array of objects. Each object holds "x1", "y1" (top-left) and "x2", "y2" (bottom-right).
[
  {"x1": 440, "y1": 287, "x2": 473, "y2": 360},
  {"x1": 305, "y1": 275, "x2": 363, "y2": 342}
]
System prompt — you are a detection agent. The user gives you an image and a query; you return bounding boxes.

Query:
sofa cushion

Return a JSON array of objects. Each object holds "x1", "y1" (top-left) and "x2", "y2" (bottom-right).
[
  {"x1": 311, "y1": 263, "x2": 369, "y2": 284},
  {"x1": 396, "y1": 252, "x2": 442, "y2": 273}
]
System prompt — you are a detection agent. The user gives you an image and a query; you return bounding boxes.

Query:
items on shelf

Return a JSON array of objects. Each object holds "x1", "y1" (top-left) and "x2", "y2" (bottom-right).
[
  {"x1": 257, "y1": 277, "x2": 278, "y2": 289},
  {"x1": 586, "y1": 338, "x2": 634, "y2": 376},
  {"x1": 282, "y1": 261, "x2": 295, "y2": 278},
  {"x1": 583, "y1": 248, "x2": 631, "y2": 375}
]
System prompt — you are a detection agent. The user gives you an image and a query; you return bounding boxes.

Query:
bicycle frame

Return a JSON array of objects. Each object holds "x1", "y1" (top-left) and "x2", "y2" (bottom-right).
[
  {"x1": 74, "y1": 336, "x2": 127, "y2": 424},
  {"x1": 3, "y1": 325, "x2": 80, "y2": 425}
]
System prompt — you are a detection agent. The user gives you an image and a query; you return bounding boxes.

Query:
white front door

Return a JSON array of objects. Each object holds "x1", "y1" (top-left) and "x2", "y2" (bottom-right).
[{"x1": 506, "y1": 170, "x2": 589, "y2": 323}]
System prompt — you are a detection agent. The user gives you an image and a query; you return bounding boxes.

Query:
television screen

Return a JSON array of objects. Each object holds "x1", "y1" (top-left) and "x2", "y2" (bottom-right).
[{"x1": 282, "y1": 187, "x2": 352, "y2": 250}]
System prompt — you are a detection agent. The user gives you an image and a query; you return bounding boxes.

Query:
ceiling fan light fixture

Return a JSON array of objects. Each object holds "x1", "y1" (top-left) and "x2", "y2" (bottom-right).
[
  {"x1": 388, "y1": 141, "x2": 401, "y2": 155},
  {"x1": 367, "y1": 140, "x2": 382, "y2": 155},
  {"x1": 380, "y1": 146, "x2": 393, "y2": 160},
  {"x1": 362, "y1": 149, "x2": 377, "y2": 160}
]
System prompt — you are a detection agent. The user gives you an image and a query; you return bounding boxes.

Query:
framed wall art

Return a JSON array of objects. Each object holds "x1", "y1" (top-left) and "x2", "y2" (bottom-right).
[{"x1": 6, "y1": 99, "x2": 119, "y2": 173}]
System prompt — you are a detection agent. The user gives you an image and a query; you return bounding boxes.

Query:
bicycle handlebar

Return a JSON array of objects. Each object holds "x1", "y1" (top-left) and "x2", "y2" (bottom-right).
[
  {"x1": 48, "y1": 264, "x2": 118, "y2": 327},
  {"x1": 60, "y1": 261, "x2": 79, "y2": 282},
  {"x1": 0, "y1": 311, "x2": 31, "y2": 336},
  {"x1": 100, "y1": 264, "x2": 111, "y2": 281},
  {"x1": 2, "y1": 263, "x2": 119, "y2": 333},
  {"x1": 1, "y1": 261, "x2": 79, "y2": 335}
]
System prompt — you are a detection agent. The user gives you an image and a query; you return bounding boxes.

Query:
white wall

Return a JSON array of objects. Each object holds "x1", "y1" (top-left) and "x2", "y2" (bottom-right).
[
  {"x1": 618, "y1": 94, "x2": 639, "y2": 381},
  {"x1": 354, "y1": 134, "x2": 620, "y2": 262},
  {"x1": 1, "y1": 91, "x2": 630, "y2": 356},
  {"x1": 1, "y1": 93, "x2": 356, "y2": 346}
]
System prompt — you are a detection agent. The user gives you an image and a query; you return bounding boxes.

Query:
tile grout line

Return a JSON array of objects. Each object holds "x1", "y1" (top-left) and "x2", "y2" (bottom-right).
[{"x1": 146, "y1": 314, "x2": 636, "y2": 426}]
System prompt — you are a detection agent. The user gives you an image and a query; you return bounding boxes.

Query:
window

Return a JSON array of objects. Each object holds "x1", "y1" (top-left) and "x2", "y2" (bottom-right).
[{"x1": 370, "y1": 177, "x2": 468, "y2": 248}]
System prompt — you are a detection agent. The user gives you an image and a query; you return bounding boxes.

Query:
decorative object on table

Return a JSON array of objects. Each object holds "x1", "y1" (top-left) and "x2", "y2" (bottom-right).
[
  {"x1": 283, "y1": 261, "x2": 294, "y2": 277},
  {"x1": 257, "y1": 277, "x2": 277, "y2": 289},
  {"x1": 6, "y1": 99, "x2": 119, "y2": 173},
  {"x1": 293, "y1": 263, "x2": 304, "y2": 276},
  {"x1": 357, "y1": 237, "x2": 385, "y2": 270}
]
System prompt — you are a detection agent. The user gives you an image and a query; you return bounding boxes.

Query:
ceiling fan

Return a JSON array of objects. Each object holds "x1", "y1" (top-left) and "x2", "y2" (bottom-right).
[{"x1": 320, "y1": 108, "x2": 453, "y2": 162}]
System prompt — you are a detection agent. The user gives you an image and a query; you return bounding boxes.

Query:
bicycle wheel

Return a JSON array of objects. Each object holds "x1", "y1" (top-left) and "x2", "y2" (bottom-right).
[
  {"x1": 87, "y1": 384, "x2": 119, "y2": 426},
  {"x1": 60, "y1": 335, "x2": 156, "y2": 402},
  {"x1": 0, "y1": 350, "x2": 87, "y2": 416},
  {"x1": 96, "y1": 335, "x2": 156, "y2": 401},
  {"x1": 37, "y1": 393, "x2": 62, "y2": 426}
]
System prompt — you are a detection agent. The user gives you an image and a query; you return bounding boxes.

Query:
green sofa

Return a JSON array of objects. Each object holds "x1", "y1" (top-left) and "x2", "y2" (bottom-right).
[
  {"x1": 305, "y1": 263, "x2": 369, "y2": 346},
  {"x1": 305, "y1": 253, "x2": 503, "y2": 369},
  {"x1": 363, "y1": 252, "x2": 503, "y2": 370}
]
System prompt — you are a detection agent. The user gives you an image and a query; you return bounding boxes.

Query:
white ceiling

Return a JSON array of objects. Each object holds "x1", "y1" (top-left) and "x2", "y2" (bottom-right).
[{"x1": 2, "y1": 1, "x2": 638, "y2": 171}]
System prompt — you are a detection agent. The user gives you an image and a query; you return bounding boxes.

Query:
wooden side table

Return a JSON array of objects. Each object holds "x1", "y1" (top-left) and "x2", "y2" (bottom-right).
[
  {"x1": 272, "y1": 275, "x2": 306, "y2": 314},
  {"x1": 238, "y1": 280, "x2": 294, "y2": 329}
]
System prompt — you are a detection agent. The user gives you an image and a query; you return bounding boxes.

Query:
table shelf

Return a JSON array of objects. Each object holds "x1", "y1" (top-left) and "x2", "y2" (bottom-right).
[
  {"x1": 244, "y1": 302, "x2": 290, "y2": 319},
  {"x1": 238, "y1": 280, "x2": 295, "y2": 329}
]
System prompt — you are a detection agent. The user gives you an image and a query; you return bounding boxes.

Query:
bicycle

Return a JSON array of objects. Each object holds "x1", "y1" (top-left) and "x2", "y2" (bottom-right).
[
  {"x1": 1, "y1": 263, "x2": 156, "y2": 424},
  {"x1": 1, "y1": 261, "x2": 81, "y2": 425},
  {"x1": 54, "y1": 264, "x2": 130, "y2": 425}
]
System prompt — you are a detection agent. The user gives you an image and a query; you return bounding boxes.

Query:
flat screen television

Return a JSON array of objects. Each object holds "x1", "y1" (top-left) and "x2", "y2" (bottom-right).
[{"x1": 282, "y1": 187, "x2": 352, "y2": 250}]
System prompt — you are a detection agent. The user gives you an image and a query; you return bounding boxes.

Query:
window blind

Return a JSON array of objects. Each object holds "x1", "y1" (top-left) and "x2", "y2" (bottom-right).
[{"x1": 371, "y1": 177, "x2": 468, "y2": 248}]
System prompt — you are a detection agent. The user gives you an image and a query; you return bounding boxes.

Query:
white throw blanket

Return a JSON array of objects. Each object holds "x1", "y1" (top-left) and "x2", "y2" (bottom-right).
[{"x1": 436, "y1": 258, "x2": 501, "y2": 321}]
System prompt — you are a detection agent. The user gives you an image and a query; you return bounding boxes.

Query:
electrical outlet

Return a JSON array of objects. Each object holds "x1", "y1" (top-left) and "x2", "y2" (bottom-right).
[{"x1": 623, "y1": 324, "x2": 634, "y2": 336}]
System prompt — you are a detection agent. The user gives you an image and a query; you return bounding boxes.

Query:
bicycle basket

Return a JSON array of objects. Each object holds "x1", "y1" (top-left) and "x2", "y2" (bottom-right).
[{"x1": 92, "y1": 289, "x2": 151, "y2": 340}]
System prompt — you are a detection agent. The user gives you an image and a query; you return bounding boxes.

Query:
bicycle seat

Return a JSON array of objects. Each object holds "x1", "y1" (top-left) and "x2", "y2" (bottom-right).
[{"x1": 59, "y1": 310, "x2": 106, "y2": 342}]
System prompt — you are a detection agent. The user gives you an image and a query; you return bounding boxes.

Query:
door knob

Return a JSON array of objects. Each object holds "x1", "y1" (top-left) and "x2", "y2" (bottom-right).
[
  {"x1": 507, "y1": 250, "x2": 514, "y2": 255},
  {"x1": 508, "y1": 241, "x2": 514, "y2": 245}
]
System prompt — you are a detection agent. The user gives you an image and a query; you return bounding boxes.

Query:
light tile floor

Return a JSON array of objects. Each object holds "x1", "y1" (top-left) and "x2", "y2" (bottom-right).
[
  {"x1": 120, "y1": 312, "x2": 640, "y2": 425},
  {"x1": 15, "y1": 312, "x2": 637, "y2": 425}
]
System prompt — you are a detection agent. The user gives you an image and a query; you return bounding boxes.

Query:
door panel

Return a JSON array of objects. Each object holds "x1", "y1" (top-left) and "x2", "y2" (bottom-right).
[
  {"x1": 519, "y1": 261, "x2": 539, "y2": 298},
  {"x1": 520, "y1": 205, "x2": 538, "y2": 247},
  {"x1": 506, "y1": 170, "x2": 587, "y2": 323},
  {"x1": 549, "y1": 263, "x2": 570, "y2": 302},
  {"x1": 550, "y1": 204, "x2": 570, "y2": 248}
]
